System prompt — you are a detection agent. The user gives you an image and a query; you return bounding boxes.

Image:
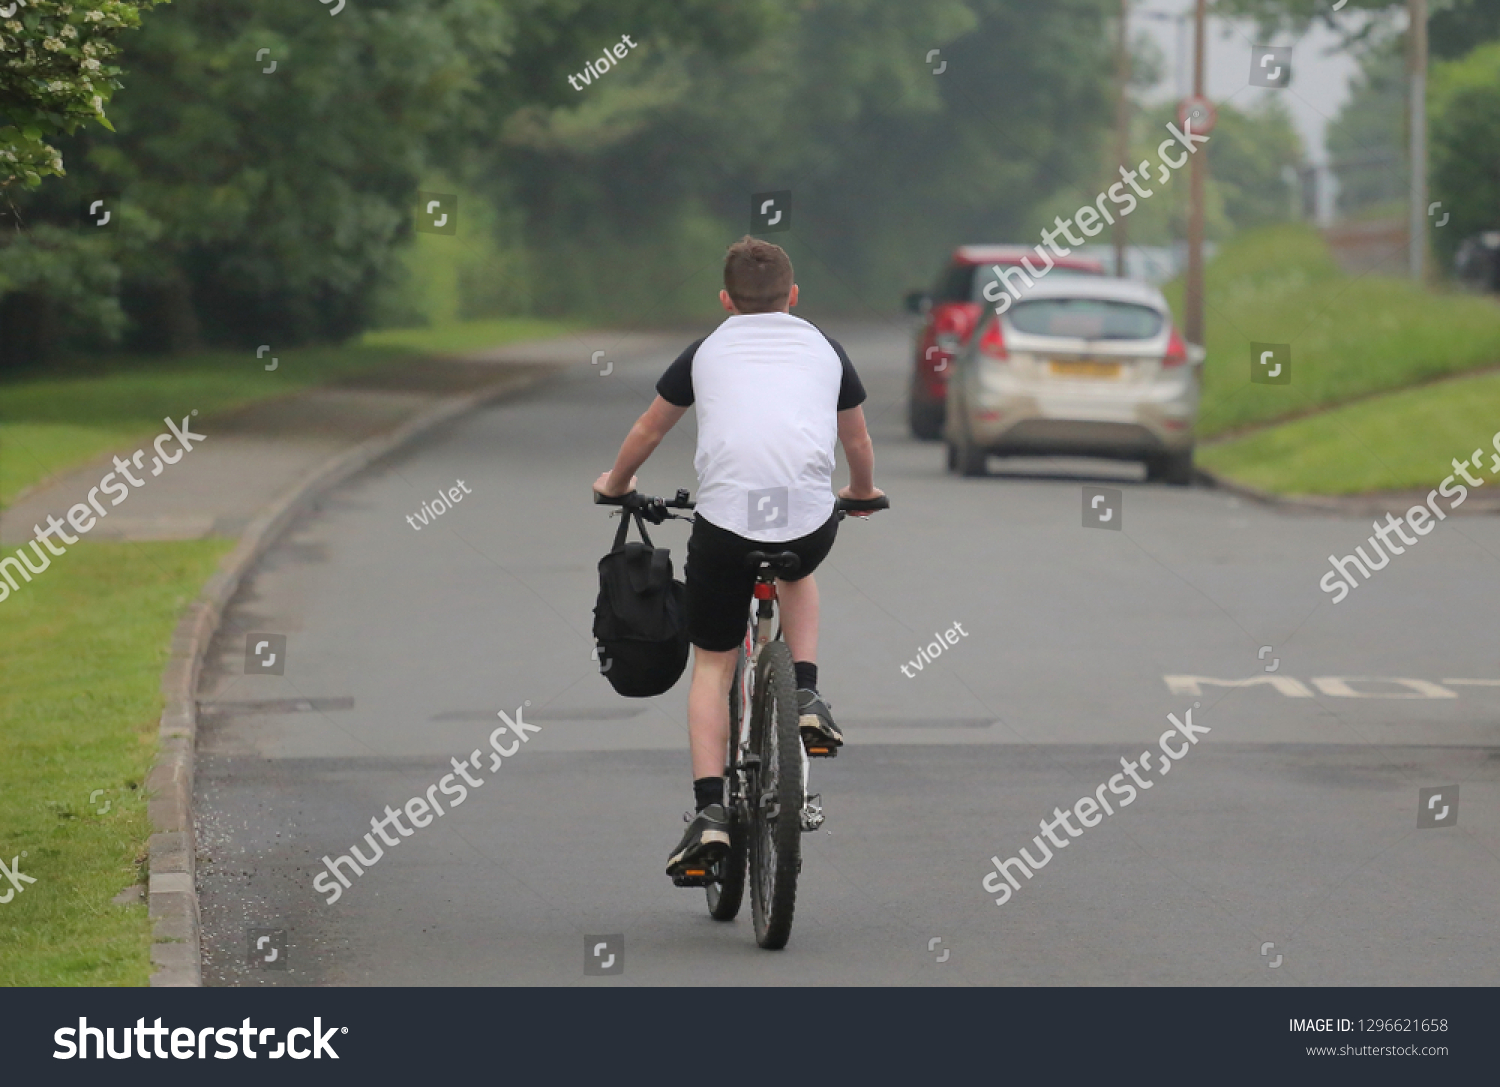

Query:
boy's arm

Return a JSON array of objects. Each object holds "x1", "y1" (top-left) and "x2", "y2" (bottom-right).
[
  {"x1": 836, "y1": 405, "x2": 882, "y2": 505},
  {"x1": 594, "y1": 395, "x2": 688, "y2": 497}
]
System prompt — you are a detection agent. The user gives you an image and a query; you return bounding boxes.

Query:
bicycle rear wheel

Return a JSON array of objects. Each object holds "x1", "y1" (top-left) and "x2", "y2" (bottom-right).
[
  {"x1": 748, "y1": 641, "x2": 802, "y2": 949},
  {"x1": 707, "y1": 647, "x2": 748, "y2": 921}
]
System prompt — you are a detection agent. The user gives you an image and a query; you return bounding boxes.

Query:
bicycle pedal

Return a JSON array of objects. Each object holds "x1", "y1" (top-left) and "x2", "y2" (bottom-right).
[
  {"x1": 801, "y1": 726, "x2": 840, "y2": 758},
  {"x1": 668, "y1": 846, "x2": 726, "y2": 887}
]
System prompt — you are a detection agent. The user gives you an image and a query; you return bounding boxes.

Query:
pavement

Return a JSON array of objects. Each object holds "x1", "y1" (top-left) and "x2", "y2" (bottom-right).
[
  {"x1": 29, "y1": 319, "x2": 1500, "y2": 986},
  {"x1": 0, "y1": 337, "x2": 608, "y2": 544}
]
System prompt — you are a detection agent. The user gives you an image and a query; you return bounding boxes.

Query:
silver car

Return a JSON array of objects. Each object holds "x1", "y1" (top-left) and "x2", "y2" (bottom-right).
[{"x1": 943, "y1": 275, "x2": 1204, "y2": 484}]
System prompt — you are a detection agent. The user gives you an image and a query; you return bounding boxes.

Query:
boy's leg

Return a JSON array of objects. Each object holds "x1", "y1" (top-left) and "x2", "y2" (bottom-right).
[
  {"x1": 669, "y1": 516, "x2": 751, "y2": 881},
  {"x1": 687, "y1": 646, "x2": 737, "y2": 780},
  {"x1": 667, "y1": 644, "x2": 737, "y2": 880},
  {"x1": 776, "y1": 514, "x2": 842, "y2": 751},
  {"x1": 775, "y1": 573, "x2": 819, "y2": 665},
  {"x1": 777, "y1": 573, "x2": 842, "y2": 750}
]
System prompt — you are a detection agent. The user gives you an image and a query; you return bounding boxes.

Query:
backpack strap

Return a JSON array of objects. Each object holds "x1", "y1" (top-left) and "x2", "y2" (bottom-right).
[
  {"x1": 633, "y1": 511, "x2": 655, "y2": 549},
  {"x1": 611, "y1": 509, "x2": 632, "y2": 551},
  {"x1": 649, "y1": 546, "x2": 670, "y2": 583},
  {"x1": 610, "y1": 508, "x2": 656, "y2": 552},
  {"x1": 621, "y1": 542, "x2": 670, "y2": 594}
]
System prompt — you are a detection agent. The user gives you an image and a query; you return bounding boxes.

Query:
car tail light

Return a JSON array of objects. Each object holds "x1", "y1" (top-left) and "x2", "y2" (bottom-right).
[
  {"x1": 978, "y1": 318, "x2": 1008, "y2": 360},
  {"x1": 1162, "y1": 327, "x2": 1188, "y2": 367},
  {"x1": 934, "y1": 302, "x2": 979, "y2": 337}
]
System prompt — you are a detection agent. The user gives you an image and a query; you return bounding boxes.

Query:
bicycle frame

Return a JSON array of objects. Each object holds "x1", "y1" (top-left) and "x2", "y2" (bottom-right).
[{"x1": 727, "y1": 586, "x2": 769, "y2": 816}]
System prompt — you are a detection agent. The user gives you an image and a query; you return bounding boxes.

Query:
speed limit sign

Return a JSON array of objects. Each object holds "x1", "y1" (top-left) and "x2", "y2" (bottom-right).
[{"x1": 1178, "y1": 95, "x2": 1217, "y2": 135}]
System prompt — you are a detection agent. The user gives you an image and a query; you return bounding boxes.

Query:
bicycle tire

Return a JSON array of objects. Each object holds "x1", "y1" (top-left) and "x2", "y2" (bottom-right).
[
  {"x1": 748, "y1": 640, "x2": 803, "y2": 949},
  {"x1": 706, "y1": 648, "x2": 748, "y2": 921}
]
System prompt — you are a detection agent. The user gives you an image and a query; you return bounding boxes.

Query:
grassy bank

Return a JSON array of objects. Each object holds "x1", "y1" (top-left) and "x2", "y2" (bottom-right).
[
  {"x1": 1, "y1": 317, "x2": 575, "y2": 508},
  {"x1": 1198, "y1": 368, "x2": 1500, "y2": 494},
  {"x1": 1164, "y1": 224, "x2": 1500, "y2": 441},
  {"x1": 0, "y1": 538, "x2": 232, "y2": 986}
]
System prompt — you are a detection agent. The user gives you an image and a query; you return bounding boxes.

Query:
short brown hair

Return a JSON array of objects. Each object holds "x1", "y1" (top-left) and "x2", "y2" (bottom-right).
[{"x1": 723, "y1": 235, "x2": 794, "y2": 313}]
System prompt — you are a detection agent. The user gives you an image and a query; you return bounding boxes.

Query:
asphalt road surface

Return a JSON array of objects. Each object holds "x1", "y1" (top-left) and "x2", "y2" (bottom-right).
[{"x1": 196, "y1": 318, "x2": 1500, "y2": 986}]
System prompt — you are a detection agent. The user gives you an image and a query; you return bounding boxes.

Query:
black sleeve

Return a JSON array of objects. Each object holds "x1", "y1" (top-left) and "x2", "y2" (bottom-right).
[
  {"x1": 824, "y1": 334, "x2": 868, "y2": 411},
  {"x1": 655, "y1": 338, "x2": 704, "y2": 407}
]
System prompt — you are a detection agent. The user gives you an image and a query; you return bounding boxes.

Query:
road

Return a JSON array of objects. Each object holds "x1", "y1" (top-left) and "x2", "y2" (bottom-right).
[{"x1": 195, "y1": 318, "x2": 1500, "y2": 986}]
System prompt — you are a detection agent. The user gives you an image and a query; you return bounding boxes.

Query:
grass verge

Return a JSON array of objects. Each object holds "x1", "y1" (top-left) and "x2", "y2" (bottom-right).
[
  {"x1": 362, "y1": 316, "x2": 577, "y2": 357},
  {"x1": 1163, "y1": 224, "x2": 1500, "y2": 441},
  {"x1": 1198, "y1": 368, "x2": 1500, "y2": 495},
  {"x1": 1, "y1": 316, "x2": 575, "y2": 508},
  {"x1": 0, "y1": 537, "x2": 232, "y2": 986}
]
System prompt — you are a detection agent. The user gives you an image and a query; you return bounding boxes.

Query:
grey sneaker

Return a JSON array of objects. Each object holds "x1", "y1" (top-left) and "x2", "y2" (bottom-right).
[
  {"x1": 796, "y1": 689, "x2": 843, "y2": 756},
  {"x1": 666, "y1": 804, "x2": 730, "y2": 884}
]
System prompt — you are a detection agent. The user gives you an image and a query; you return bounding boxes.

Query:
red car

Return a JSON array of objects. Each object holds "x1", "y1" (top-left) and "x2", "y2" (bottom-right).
[{"x1": 904, "y1": 246, "x2": 1106, "y2": 439}]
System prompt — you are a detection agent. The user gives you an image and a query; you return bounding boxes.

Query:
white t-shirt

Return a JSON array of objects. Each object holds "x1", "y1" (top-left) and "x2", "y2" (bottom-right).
[{"x1": 656, "y1": 313, "x2": 867, "y2": 543}]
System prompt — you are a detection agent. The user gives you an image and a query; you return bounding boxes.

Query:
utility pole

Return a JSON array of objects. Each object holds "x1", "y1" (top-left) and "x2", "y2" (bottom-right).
[
  {"x1": 1408, "y1": 0, "x2": 1428, "y2": 281},
  {"x1": 1184, "y1": 0, "x2": 1207, "y2": 345},
  {"x1": 1114, "y1": 0, "x2": 1131, "y2": 277}
]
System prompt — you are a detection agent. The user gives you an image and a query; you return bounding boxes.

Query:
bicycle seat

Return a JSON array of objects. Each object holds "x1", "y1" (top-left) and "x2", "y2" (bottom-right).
[{"x1": 745, "y1": 550, "x2": 801, "y2": 578}]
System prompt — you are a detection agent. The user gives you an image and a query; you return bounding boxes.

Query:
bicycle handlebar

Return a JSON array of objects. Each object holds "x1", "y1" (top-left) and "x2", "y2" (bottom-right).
[
  {"x1": 593, "y1": 488, "x2": 695, "y2": 509},
  {"x1": 594, "y1": 489, "x2": 888, "y2": 522},
  {"x1": 593, "y1": 488, "x2": 694, "y2": 524}
]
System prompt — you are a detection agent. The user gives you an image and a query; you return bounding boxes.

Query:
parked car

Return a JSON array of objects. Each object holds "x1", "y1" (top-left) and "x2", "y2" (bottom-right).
[
  {"x1": 942, "y1": 276, "x2": 1204, "y2": 484},
  {"x1": 904, "y1": 246, "x2": 1105, "y2": 439},
  {"x1": 1455, "y1": 231, "x2": 1500, "y2": 293}
]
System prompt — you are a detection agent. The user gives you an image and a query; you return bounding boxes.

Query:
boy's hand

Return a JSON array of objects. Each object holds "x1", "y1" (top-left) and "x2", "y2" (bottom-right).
[
  {"x1": 593, "y1": 471, "x2": 638, "y2": 498},
  {"x1": 838, "y1": 483, "x2": 885, "y2": 518}
]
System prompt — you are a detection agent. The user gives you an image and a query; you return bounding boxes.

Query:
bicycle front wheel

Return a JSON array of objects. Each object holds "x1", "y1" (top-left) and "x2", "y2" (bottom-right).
[{"x1": 748, "y1": 641, "x2": 803, "y2": 949}]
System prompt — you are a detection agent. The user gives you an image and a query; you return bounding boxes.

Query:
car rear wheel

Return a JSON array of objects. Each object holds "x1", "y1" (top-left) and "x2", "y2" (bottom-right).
[
  {"x1": 908, "y1": 397, "x2": 944, "y2": 441},
  {"x1": 1147, "y1": 447, "x2": 1195, "y2": 486},
  {"x1": 949, "y1": 422, "x2": 987, "y2": 477}
]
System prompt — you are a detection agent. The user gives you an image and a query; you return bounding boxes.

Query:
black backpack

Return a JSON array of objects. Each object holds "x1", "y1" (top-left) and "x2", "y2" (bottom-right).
[{"x1": 592, "y1": 507, "x2": 689, "y2": 697}]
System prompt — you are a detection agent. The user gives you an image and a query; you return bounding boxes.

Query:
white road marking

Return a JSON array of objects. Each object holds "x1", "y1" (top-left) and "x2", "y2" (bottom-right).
[{"x1": 1166, "y1": 675, "x2": 1493, "y2": 698}]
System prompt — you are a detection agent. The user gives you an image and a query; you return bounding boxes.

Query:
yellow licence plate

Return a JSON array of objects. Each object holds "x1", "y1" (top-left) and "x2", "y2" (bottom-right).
[{"x1": 1049, "y1": 359, "x2": 1122, "y2": 379}]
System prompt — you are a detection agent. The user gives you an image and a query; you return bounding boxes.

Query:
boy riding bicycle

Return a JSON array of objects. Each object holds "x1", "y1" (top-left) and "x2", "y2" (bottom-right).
[{"x1": 592, "y1": 235, "x2": 884, "y2": 884}]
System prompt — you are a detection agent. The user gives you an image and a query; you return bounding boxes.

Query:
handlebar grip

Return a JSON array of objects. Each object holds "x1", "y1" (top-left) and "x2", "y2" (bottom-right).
[
  {"x1": 834, "y1": 494, "x2": 890, "y2": 513},
  {"x1": 593, "y1": 490, "x2": 638, "y2": 507}
]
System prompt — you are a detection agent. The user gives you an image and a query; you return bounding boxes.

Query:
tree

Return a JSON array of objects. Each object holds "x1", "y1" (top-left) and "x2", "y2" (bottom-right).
[
  {"x1": 1035, "y1": 97, "x2": 1302, "y2": 249},
  {"x1": 1213, "y1": 0, "x2": 1401, "y2": 38},
  {"x1": 1430, "y1": 0, "x2": 1500, "y2": 59},
  {"x1": 0, "y1": 0, "x2": 165, "y2": 191},
  {"x1": 1429, "y1": 39, "x2": 1500, "y2": 263},
  {"x1": 489, "y1": 0, "x2": 1122, "y2": 320},
  {"x1": 4, "y1": 0, "x2": 781, "y2": 352},
  {"x1": 1216, "y1": 0, "x2": 1500, "y2": 56},
  {"x1": 1326, "y1": 42, "x2": 1407, "y2": 215},
  {"x1": 3, "y1": 0, "x2": 1131, "y2": 351}
]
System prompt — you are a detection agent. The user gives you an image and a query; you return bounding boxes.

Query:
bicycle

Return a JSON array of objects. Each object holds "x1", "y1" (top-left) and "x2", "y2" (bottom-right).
[{"x1": 594, "y1": 487, "x2": 889, "y2": 949}]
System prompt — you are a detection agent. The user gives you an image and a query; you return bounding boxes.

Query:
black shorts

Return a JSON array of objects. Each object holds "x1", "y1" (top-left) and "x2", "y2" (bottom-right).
[{"x1": 685, "y1": 512, "x2": 839, "y2": 652}]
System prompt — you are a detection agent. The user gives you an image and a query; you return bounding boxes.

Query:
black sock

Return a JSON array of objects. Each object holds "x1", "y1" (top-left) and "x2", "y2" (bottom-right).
[
  {"x1": 693, "y1": 776, "x2": 724, "y2": 812},
  {"x1": 794, "y1": 661, "x2": 818, "y2": 692}
]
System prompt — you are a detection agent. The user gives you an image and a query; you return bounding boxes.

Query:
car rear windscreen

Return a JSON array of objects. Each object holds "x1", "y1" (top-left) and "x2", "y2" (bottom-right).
[
  {"x1": 965, "y1": 263, "x2": 1099, "y2": 303},
  {"x1": 933, "y1": 262, "x2": 1102, "y2": 303},
  {"x1": 1006, "y1": 298, "x2": 1163, "y2": 340}
]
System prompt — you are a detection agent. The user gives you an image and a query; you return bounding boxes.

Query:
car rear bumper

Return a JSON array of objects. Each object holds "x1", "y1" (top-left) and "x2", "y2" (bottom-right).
[{"x1": 955, "y1": 381, "x2": 1197, "y2": 456}]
